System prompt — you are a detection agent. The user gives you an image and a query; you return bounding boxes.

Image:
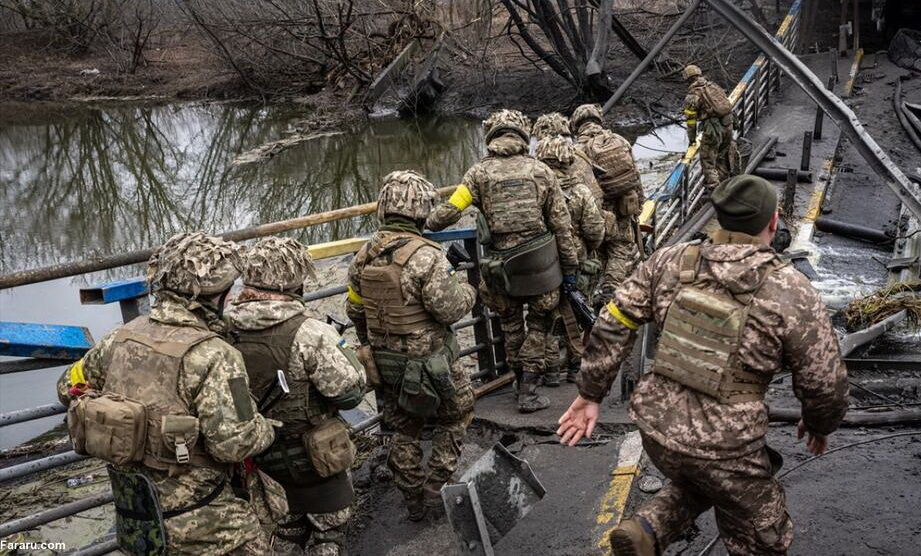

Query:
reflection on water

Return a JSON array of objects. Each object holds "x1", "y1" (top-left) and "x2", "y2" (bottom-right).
[
  {"x1": 0, "y1": 103, "x2": 483, "y2": 449},
  {"x1": 0, "y1": 103, "x2": 484, "y2": 275}
]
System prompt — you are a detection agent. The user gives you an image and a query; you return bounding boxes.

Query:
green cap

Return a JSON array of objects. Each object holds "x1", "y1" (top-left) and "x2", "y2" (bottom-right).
[{"x1": 711, "y1": 174, "x2": 778, "y2": 236}]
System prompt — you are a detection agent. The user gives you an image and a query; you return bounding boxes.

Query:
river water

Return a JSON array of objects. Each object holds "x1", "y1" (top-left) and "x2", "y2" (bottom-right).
[{"x1": 0, "y1": 102, "x2": 682, "y2": 449}]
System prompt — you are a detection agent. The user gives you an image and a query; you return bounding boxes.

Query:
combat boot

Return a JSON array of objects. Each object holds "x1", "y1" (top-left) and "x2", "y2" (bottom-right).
[
  {"x1": 608, "y1": 518, "x2": 656, "y2": 556},
  {"x1": 565, "y1": 362, "x2": 580, "y2": 383},
  {"x1": 422, "y1": 483, "x2": 446, "y2": 519},
  {"x1": 518, "y1": 372, "x2": 551, "y2": 413},
  {"x1": 404, "y1": 493, "x2": 425, "y2": 522},
  {"x1": 543, "y1": 365, "x2": 561, "y2": 387}
]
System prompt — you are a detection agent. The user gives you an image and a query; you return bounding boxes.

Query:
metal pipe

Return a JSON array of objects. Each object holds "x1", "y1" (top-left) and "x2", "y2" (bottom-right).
[
  {"x1": 0, "y1": 450, "x2": 88, "y2": 483},
  {"x1": 815, "y1": 217, "x2": 894, "y2": 245},
  {"x1": 783, "y1": 169, "x2": 798, "y2": 217},
  {"x1": 769, "y1": 407, "x2": 921, "y2": 427},
  {"x1": 303, "y1": 285, "x2": 348, "y2": 302},
  {"x1": 800, "y1": 130, "x2": 812, "y2": 171},
  {"x1": 0, "y1": 492, "x2": 113, "y2": 537},
  {"x1": 702, "y1": 0, "x2": 921, "y2": 222},
  {"x1": 1, "y1": 403, "x2": 66, "y2": 428},
  {"x1": 601, "y1": 0, "x2": 701, "y2": 113},
  {"x1": 67, "y1": 538, "x2": 119, "y2": 556},
  {"x1": 0, "y1": 187, "x2": 456, "y2": 290},
  {"x1": 0, "y1": 358, "x2": 71, "y2": 375},
  {"x1": 459, "y1": 343, "x2": 487, "y2": 358},
  {"x1": 753, "y1": 167, "x2": 813, "y2": 182}
]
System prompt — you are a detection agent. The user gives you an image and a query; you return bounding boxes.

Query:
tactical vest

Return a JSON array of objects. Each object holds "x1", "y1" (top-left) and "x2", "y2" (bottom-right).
[
  {"x1": 652, "y1": 236, "x2": 784, "y2": 404},
  {"x1": 694, "y1": 79, "x2": 733, "y2": 118},
  {"x1": 478, "y1": 163, "x2": 547, "y2": 237},
  {"x1": 360, "y1": 234, "x2": 441, "y2": 337},
  {"x1": 232, "y1": 313, "x2": 354, "y2": 514},
  {"x1": 580, "y1": 130, "x2": 642, "y2": 207},
  {"x1": 103, "y1": 317, "x2": 225, "y2": 471}
]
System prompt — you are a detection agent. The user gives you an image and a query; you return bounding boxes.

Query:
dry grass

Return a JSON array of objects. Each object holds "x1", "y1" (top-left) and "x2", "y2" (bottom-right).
[{"x1": 844, "y1": 283, "x2": 921, "y2": 331}]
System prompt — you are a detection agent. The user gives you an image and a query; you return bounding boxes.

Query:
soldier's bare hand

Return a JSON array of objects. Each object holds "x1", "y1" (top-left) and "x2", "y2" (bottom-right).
[
  {"x1": 557, "y1": 396, "x2": 600, "y2": 446},
  {"x1": 797, "y1": 419, "x2": 828, "y2": 456}
]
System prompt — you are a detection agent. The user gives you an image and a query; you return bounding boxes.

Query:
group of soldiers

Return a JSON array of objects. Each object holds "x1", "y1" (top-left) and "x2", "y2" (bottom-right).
[{"x1": 52, "y1": 65, "x2": 848, "y2": 556}]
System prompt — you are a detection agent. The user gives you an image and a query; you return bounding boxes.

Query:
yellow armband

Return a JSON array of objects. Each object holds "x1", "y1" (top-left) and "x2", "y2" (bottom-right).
[
  {"x1": 606, "y1": 302, "x2": 639, "y2": 330},
  {"x1": 69, "y1": 358, "x2": 87, "y2": 386},
  {"x1": 347, "y1": 285, "x2": 363, "y2": 305},
  {"x1": 448, "y1": 184, "x2": 473, "y2": 210}
]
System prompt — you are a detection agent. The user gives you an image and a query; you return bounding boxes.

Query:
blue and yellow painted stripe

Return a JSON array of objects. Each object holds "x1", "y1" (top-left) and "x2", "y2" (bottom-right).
[{"x1": 595, "y1": 431, "x2": 644, "y2": 553}]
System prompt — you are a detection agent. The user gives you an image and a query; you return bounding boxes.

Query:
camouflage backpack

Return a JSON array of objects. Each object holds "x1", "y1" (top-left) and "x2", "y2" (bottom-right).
[{"x1": 699, "y1": 80, "x2": 733, "y2": 118}]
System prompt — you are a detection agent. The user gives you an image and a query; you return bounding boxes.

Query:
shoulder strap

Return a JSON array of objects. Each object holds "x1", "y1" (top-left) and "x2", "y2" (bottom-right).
[
  {"x1": 679, "y1": 244, "x2": 702, "y2": 284},
  {"x1": 392, "y1": 237, "x2": 440, "y2": 266}
]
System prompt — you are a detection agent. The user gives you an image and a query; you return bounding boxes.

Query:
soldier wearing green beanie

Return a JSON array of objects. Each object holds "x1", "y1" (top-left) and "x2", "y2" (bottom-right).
[{"x1": 559, "y1": 174, "x2": 849, "y2": 555}]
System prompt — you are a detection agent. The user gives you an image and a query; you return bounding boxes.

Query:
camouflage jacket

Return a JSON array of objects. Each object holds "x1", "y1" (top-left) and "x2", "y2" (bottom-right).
[
  {"x1": 426, "y1": 134, "x2": 581, "y2": 274},
  {"x1": 555, "y1": 167, "x2": 605, "y2": 260},
  {"x1": 346, "y1": 228, "x2": 476, "y2": 357},
  {"x1": 57, "y1": 296, "x2": 275, "y2": 555},
  {"x1": 225, "y1": 289, "x2": 366, "y2": 428},
  {"x1": 578, "y1": 237, "x2": 849, "y2": 459}
]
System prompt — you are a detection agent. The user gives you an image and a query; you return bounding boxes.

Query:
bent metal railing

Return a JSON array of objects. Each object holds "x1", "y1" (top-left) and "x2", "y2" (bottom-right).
[
  {"x1": 639, "y1": 0, "x2": 805, "y2": 246},
  {"x1": 0, "y1": 227, "x2": 504, "y2": 554}
]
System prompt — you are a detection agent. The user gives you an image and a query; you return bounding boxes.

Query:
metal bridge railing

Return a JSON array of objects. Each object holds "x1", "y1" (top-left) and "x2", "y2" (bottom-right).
[
  {"x1": 0, "y1": 226, "x2": 504, "y2": 554},
  {"x1": 640, "y1": 0, "x2": 805, "y2": 246}
]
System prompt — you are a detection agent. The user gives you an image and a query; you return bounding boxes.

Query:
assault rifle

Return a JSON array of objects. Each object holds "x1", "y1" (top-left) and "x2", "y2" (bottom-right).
[
  {"x1": 446, "y1": 243, "x2": 472, "y2": 269},
  {"x1": 564, "y1": 286, "x2": 596, "y2": 330}
]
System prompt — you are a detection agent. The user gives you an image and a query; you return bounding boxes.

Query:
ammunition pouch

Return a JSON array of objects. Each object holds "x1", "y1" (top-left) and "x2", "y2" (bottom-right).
[
  {"x1": 480, "y1": 232, "x2": 563, "y2": 297},
  {"x1": 372, "y1": 334, "x2": 459, "y2": 418},
  {"x1": 577, "y1": 258, "x2": 602, "y2": 297},
  {"x1": 68, "y1": 392, "x2": 147, "y2": 466},
  {"x1": 476, "y1": 210, "x2": 492, "y2": 246}
]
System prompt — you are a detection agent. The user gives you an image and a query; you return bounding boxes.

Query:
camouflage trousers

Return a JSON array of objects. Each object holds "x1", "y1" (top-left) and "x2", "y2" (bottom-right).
[
  {"x1": 479, "y1": 281, "x2": 559, "y2": 375},
  {"x1": 270, "y1": 508, "x2": 351, "y2": 556},
  {"x1": 544, "y1": 314, "x2": 581, "y2": 374},
  {"x1": 634, "y1": 435, "x2": 793, "y2": 555},
  {"x1": 384, "y1": 362, "x2": 475, "y2": 501},
  {"x1": 595, "y1": 220, "x2": 639, "y2": 304},
  {"x1": 699, "y1": 118, "x2": 734, "y2": 190},
  {"x1": 227, "y1": 533, "x2": 272, "y2": 556}
]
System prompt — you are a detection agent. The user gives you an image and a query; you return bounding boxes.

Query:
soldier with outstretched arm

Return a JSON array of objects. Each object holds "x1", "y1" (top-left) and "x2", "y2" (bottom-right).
[{"x1": 557, "y1": 175, "x2": 849, "y2": 555}]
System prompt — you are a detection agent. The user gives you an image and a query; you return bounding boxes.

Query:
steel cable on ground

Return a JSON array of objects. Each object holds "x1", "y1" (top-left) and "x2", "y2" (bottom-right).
[{"x1": 696, "y1": 430, "x2": 921, "y2": 555}]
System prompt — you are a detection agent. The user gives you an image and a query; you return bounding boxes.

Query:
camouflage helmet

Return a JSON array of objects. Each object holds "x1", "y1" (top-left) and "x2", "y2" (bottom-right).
[
  {"x1": 532, "y1": 112, "x2": 571, "y2": 140},
  {"x1": 376, "y1": 170, "x2": 438, "y2": 222},
  {"x1": 570, "y1": 104, "x2": 604, "y2": 133},
  {"x1": 682, "y1": 64, "x2": 702, "y2": 80},
  {"x1": 241, "y1": 236, "x2": 316, "y2": 292},
  {"x1": 147, "y1": 231, "x2": 240, "y2": 297},
  {"x1": 535, "y1": 136, "x2": 575, "y2": 168},
  {"x1": 483, "y1": 109, "x2": 531, "y2": 143}
]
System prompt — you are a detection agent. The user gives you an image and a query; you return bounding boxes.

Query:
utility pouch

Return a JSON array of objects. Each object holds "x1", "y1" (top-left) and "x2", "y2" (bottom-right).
[
  {"x1": 68, "y1": 392, "x2": 147, "y2": 466},
  {"x1": 425, "y1": 334, "x2": 459, "y2": 398},
  {"x1": 498, "y1": 232, "x2": 563, "y2": 297},
  {"x1": 374, "y1": 350, "x2": 408, "y2": 387},
  {"x1": 476, "y1": 210, "x2": 492, "y2": 246},
  {"x1": 398, "y1": 361, "x2": 441, "y2": 418},
  {"x1": 577, "y1": 258, "x2": 602, "y2": 297},
  {"x1": 479, "y1": 257, "x2": 506, "y2": 293},
  {"x1": 616, "y1": 191, "x2": 640, "y2": 218},
  {"x1": 304, "y1": 418, "x2": 356, "y2": 478},
  {"x1": 160, "y1": 415, "x2": 200, "y2": 465},
  {"x1": 357, "y1": 345, "x2": 381, "y2": 390}
]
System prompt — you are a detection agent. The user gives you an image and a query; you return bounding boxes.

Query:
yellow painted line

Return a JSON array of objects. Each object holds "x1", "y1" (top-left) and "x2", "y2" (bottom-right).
[
  {"x1": 804, "y1": 186, "x2": 825, "y2": 222},
  {"x1": 595, "y1": 431, "x2": 644, "y2": 553},
  {"x1": 638, "y1": 200, "x2": 657, "y2": 230},
  {"x1": 307, "y1": 237, "x2": 367, "y2": 260},
  {"x1": 776, "y1": 14, "x2": 793, "y2": 37}
]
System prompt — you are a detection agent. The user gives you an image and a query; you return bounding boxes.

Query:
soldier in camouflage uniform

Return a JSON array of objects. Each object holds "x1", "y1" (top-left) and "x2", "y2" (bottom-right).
[
  {"x1": 571, "y1": 104, "x2": 644, "y2": 306},
  {"x1": 558, "y1": 175, "x2": 849, "y2": 555},
  {"x1": 427, "y1": 110, "x2": 580, "y2": 413},
  {"x1": 535, "y1": 136, "x2": 605, "y2": 384},
  {"x1": 226, "y1": 237, "x2": 366, "y2": 556},
  {"x1": 57, "y1": 232, "x2": 276, "y2": 556},
  {"x1": 532, "y1": 112, "x2": 604, "y2": 203},
  {"x1": 346, "y1": 170, "x2": 477, "y2": 521},
  {"x1": 684, "y1": 64, "x2": 736, "y2": 190}
]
